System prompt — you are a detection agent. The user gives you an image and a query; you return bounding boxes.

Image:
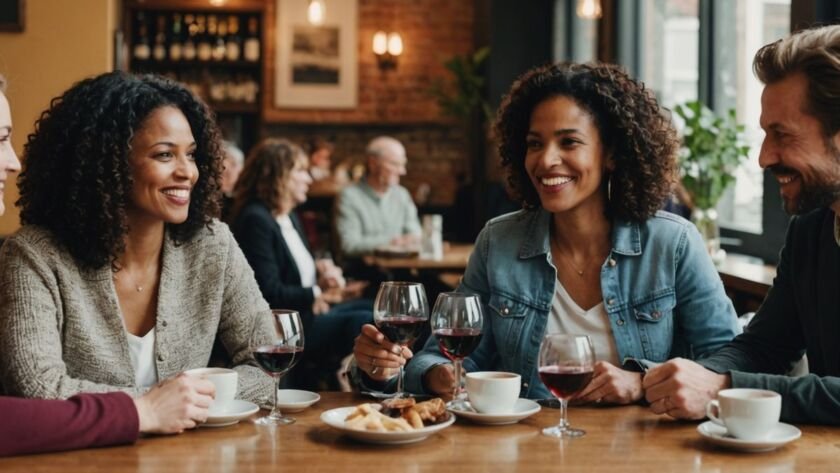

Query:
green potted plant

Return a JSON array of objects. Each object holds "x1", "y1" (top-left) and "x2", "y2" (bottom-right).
[{"x1": 674, "y1": 101, "x2": 751, "y2": 263}]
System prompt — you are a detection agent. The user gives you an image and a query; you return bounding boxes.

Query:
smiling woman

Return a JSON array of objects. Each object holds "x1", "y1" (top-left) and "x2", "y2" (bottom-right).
[
  {"x1": 403, "y1": 62, "x2": 740, "y2": 407},
  {"x1": 0, "y1": 71, "x2": 275, "y2": 403}
]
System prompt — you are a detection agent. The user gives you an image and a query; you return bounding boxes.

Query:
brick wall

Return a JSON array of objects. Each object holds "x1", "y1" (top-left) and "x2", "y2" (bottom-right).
[{"x1": 261, "y1": 0, "x2": 477, "y2": 206}]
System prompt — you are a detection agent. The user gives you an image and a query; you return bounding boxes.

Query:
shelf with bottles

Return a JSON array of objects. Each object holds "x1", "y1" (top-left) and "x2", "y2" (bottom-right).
[
  {"x1": 143, "y1": 69, "x2": 260, "y2": 113},
  {"x1": 130, "y1": 10, "x2": 262, "y2": 65}
]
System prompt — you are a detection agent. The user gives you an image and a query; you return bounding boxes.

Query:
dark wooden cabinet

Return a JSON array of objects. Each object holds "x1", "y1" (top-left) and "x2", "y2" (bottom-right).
[{"x1": 122, "y1": 0, "x2": 266, "y2": 153}]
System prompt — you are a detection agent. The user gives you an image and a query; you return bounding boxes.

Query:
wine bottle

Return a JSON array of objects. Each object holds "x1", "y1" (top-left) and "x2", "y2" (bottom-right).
[
  {"x1": 183, "y1": 14, "x2": 197, "y2": 61},
  {"x1": 152, "y1": 15, "x2": 167, "y2": 61},
  {"x1": 244, "y1": 16, "x2": 260, "y2": 62},
  {"x1": 196, "y1": 14, "x2": 212, "y2": 61},
  {"x1": 133, "y1": 12, "x2": 151, "y2": 61},
  {"x1": 212, "y1": 17, "x2": 227, "y2": 61},
  {"x1": 225, "y1": 15, "x2": 241, "y2": 61},
  {"x1": 169, "y1": 13, "x2": 183, "y2": 61}
]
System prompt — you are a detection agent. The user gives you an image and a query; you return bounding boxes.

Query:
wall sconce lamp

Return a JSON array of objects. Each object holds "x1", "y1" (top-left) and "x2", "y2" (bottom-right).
[
  {"x1": 373, "y1": 31, "x2": 403, "y2": 70},
  {"x1": 576, "y1": 0, "x2": 602, "y2": 20},
  {"x1": 308, "y1": 0, "x2": 325, "y2": 25}
]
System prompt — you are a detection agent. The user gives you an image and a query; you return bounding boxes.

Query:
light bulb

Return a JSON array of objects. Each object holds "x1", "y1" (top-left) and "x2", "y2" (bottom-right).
[
  {"x1": 373, "y1": 31, "x2": 388, "y2": 55},
  {"x1": 576, "y1": 0, "x2": 602, "y2": 20},
  {"x1": 308, "y1": 0, "x2": 325, "y2": 25},
  {"x1": 387, "y1": 32, "x2": 403, "y2": 56}
]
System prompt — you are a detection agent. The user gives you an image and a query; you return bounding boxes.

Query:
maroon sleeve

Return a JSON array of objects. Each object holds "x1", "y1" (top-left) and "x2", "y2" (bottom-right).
[{"x1": 0, "y1": 392, "x2": 140, "y2": 457}]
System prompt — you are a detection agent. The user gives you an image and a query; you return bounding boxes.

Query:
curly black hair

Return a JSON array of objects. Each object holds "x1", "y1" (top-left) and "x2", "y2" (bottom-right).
[
  {"x1": 494, "y1": 62, "x2": 679, "y2": 222},
  {"x1": 17, "y1": 71, "x2": 223, "y2": 269}
]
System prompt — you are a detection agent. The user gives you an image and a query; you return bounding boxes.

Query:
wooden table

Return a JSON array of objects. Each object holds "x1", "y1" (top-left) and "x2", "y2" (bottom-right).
[
  {"x1": 3, "y1": 392, "x2": 838, "y2": 472},
  {"x1": 363, "y1": 243, "x2": 473, "y2": 273}
]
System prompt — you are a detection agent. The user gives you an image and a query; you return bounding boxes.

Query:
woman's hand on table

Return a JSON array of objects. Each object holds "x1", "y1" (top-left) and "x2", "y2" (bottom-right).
[
  {"x1": 572, "y1": 361, "x2": 644, "y2": 405},
  {"x1": 134, "y1": 373, "x2": 216, "y2": 434},
  {"x1": 353, "y1": 324, "x2": 412, "y2": 382}
]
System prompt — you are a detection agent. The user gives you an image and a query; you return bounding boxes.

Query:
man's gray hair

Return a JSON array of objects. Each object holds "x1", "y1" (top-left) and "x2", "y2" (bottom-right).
[{"x1": 223, "y1": 140, "x2": 245, "y2": 166}]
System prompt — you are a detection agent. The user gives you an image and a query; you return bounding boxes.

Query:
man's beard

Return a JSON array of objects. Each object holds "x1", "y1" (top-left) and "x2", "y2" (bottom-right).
[{"x1": 779, "y1": 139, "x2": 840, "y2": 215}]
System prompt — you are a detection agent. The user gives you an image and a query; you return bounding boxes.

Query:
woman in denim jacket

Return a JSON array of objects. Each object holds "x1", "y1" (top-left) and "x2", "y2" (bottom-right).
[{"x1": 354, "y1": 62, "x2": 740, "y2": 404}]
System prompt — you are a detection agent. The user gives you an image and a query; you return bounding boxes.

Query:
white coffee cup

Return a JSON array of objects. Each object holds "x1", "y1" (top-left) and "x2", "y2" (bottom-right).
[
  {"x1": 185, "y1": 367, "x2": 238, "y2": 412},
  {"x1": 705, "y1": 388, "x2": 781, "y2": 440},
  {"x1": 466, "y1": 371, "x2": 521, "y2": 414}
]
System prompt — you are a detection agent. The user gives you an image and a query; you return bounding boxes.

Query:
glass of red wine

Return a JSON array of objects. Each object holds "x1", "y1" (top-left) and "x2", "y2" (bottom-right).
[
  {"x1": 430, "y1": 292, "x2": 483, "y2": 409},
  {"x1": 251, "y1": 309, "x2": 305, "y2": 425},
  {"x1": 537, "y1": 333, "x2": 595, "y2": 438},
  {"x1": 373, "y1": 281, "x2": 429, "y2": 399}
]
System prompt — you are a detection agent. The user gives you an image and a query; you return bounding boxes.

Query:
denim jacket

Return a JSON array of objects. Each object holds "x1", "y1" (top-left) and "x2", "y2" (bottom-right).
[{"x1": 404, "y1": 209, "x2": 739, "y2": 399}]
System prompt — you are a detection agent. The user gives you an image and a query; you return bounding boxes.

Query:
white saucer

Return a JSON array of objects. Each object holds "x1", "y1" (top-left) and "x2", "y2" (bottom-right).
[
  {"x1": 276, "y1": 389, "x2": 321, "y2": 413},
  {"x1": 202, "y1": 400, "x2": 260, "y2": 428},
  {"x1": 448, "y1": 398, "x2": 541, "y2": 425},
  {"x1": 697, "y1": 421, "x2": 801, "y2": 452},
  {"x1": 321, "y1": 406, "x2": 456, "y2": 444}
]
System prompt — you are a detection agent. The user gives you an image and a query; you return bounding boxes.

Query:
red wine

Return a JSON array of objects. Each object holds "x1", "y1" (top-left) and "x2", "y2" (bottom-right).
[
  {"x1": 253, "y1": 345, "x2": 304, "y2": 375},
  {"x1": 538, "y1": 365, "x2": 594, "y2": 399},
  {"x1": 376, "y1": 316, "x2": 426, "y2": 345},
  {"x1": 435, "y1": 328, "x2": 482, "y2": 360}
]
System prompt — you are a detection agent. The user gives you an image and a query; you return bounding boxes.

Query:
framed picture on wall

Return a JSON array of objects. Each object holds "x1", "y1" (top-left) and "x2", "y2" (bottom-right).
[
  {"x1": 274, "y1": 0, "x2": 358, "y2": 108},
  {"x1": 0, "y1": 0, "x2": 25, "y2": 32}
]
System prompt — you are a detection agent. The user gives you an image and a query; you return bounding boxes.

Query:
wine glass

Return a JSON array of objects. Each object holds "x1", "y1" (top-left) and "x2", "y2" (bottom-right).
[
  {"x1": 430, "y1": 292, "x2": 483, "y2": 409},
  {"x1": 537, "y1": 333, "x2": 595, "y2": 438},
  {"x1": 373, "y1": 281, "x2": 429, "y2": 399},
  {"x1": 251, "y1": 309, "x2": 305, "y2": 425}
]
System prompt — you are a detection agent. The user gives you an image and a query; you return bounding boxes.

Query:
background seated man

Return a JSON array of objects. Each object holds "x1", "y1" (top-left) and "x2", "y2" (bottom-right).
[
  {"x1": 334, "y1": 136, "x2": 421, "y2": 264},
  {"x1": 644, "y1": 24, "x2": 840, "y2": 425}
]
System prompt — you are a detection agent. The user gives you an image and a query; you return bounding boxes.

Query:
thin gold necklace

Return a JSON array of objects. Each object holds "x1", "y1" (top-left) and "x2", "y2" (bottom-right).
[{"x1": 550, "y1": 238, "x2": 601, "y2": 277}]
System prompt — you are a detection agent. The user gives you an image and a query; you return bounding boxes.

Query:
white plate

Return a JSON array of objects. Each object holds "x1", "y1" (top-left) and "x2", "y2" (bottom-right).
[
  {"x1": 697, "y1": 421, "x2": 801, "y2": 452},
  {"x1": 448, "y1": 398, "x2": 541, "y2": 425},
  {"x1": 276, "y1": 389, "x2": 321, "y2": 413},
  {"x1": 202, "y1": 400, "x2": 260, "y2": 428},
  {"x1": 321, "y1": 406, "x2": 456, "y2": 445}
]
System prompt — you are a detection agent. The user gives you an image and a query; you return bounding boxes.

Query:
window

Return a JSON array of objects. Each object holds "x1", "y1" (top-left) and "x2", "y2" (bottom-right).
[
  {"x1": 713, "y1": 0, "x2": 791, "y2": 235},
  {"x1": 612, "y1": 0, "x2": 792, "y2": 262}
]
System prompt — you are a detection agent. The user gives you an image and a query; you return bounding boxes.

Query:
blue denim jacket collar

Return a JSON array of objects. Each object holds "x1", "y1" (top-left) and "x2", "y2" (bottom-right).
[{"x1": 518, "y1": 209, "x2": 642, "y2": 259}]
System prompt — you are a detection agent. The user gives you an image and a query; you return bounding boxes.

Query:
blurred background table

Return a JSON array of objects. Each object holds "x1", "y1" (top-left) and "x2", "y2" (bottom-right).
[
  {"x1": 363, "y1": 242, "x2": 473, "y2": 273},
  {"x1": 2, "y1": 392, "x2": 836, "y2": 472}
]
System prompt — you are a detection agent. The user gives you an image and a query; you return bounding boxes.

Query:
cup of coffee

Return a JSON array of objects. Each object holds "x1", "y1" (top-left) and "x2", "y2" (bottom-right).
[
  {"x1": 705, "y1": 388, "x2": 781, "y2": 440},
  {"x1": 466, "y1": 371, "x2": 521, "y2": 414},
  {"x1": 185, "y1": 367, "x2": 238, "y2": 413}
]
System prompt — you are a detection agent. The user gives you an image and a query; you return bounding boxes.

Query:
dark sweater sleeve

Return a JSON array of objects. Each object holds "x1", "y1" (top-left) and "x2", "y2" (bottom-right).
[{"x1": 0, "y1": 392, "x2": 139, "y2": 457}]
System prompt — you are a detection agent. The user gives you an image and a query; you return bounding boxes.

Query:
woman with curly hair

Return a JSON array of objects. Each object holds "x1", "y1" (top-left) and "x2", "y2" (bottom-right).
[
  {"x1": 357, "y1": 62, "x2": 739, "y2": 404},
  {"x1": 230, "y1": 138, "x2": 371, "y2": 390},
  {"x1": 0, "y1": 71, "x2": 274, "y2": 406}
]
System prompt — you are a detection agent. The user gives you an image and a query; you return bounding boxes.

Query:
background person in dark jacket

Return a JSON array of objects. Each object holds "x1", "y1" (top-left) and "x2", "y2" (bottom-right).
[{"x1": 230, "y1": 138, "x2": 372, "y2": 390}]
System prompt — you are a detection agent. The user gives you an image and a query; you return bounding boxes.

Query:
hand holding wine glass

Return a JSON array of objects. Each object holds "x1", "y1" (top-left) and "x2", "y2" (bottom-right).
[
  {"x1": 430, "y1": 292, "x2": 483, "y2": 409},
  {"x1": 251, "y1": 309, "x2": 305, "y2": 425},
  {"x1": 538, "y1": 333, "x2": 595, "y2": 438},
  {"x1": 373, "y1": 282, "x2": 429, "y2": 398}
]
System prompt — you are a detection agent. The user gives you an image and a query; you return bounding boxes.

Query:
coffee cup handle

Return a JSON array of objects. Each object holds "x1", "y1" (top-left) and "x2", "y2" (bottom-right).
[{"x1": 705, "y1": 399, "x2": 724, "y2": 426}]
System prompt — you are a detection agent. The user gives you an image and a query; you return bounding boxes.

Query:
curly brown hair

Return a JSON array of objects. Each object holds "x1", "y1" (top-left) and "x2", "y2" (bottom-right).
[
  {"x1": 17, "y1": 71, "x2": 222, "y2": 269},
  {"x1": 229, "y1": 138, "x2": 304, "y2": 222},
  {"x1": 494, "y1": 62, "x2": 679, "y2": 222}
]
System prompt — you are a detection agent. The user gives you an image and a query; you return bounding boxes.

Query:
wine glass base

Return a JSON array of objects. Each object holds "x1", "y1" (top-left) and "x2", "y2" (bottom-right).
[
  {"x1": 446, "y1": 398, "x2": 471, "y2": 411},
  {"x1": 542, "y1": 426, "x2": 586, "y2": 438},
  {"x1": 254, "y1": 415, "x2": 296, "y2": 426}
]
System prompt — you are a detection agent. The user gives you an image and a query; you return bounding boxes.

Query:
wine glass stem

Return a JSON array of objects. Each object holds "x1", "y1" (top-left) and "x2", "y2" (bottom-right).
[
  {"x1": 453, "y1": 358, "x2": 463, "y2": 400},
  {"x1": 396, "y1": 362, "x2": 405, "y2": 397},
  {"x1": 268, "y1": 375, "x2": 283, "y2": 419},
  {"x1": 558, "y1": 398, "x2": 569, "y2": 431}
]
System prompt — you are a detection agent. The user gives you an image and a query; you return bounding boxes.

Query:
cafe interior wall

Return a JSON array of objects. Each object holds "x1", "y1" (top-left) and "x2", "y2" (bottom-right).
[
  {"x1": 0, "y1": 0, "x2": 120, "y2": 235},
  {"x1": 262, "y1": 0, "x2": 477, "y2": 207}
]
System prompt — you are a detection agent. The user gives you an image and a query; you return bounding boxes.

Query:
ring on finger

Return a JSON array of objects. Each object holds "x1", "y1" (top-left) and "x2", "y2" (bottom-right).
[{"x1": 370, "y1": 357, "x2": 380, "y2": 375}]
